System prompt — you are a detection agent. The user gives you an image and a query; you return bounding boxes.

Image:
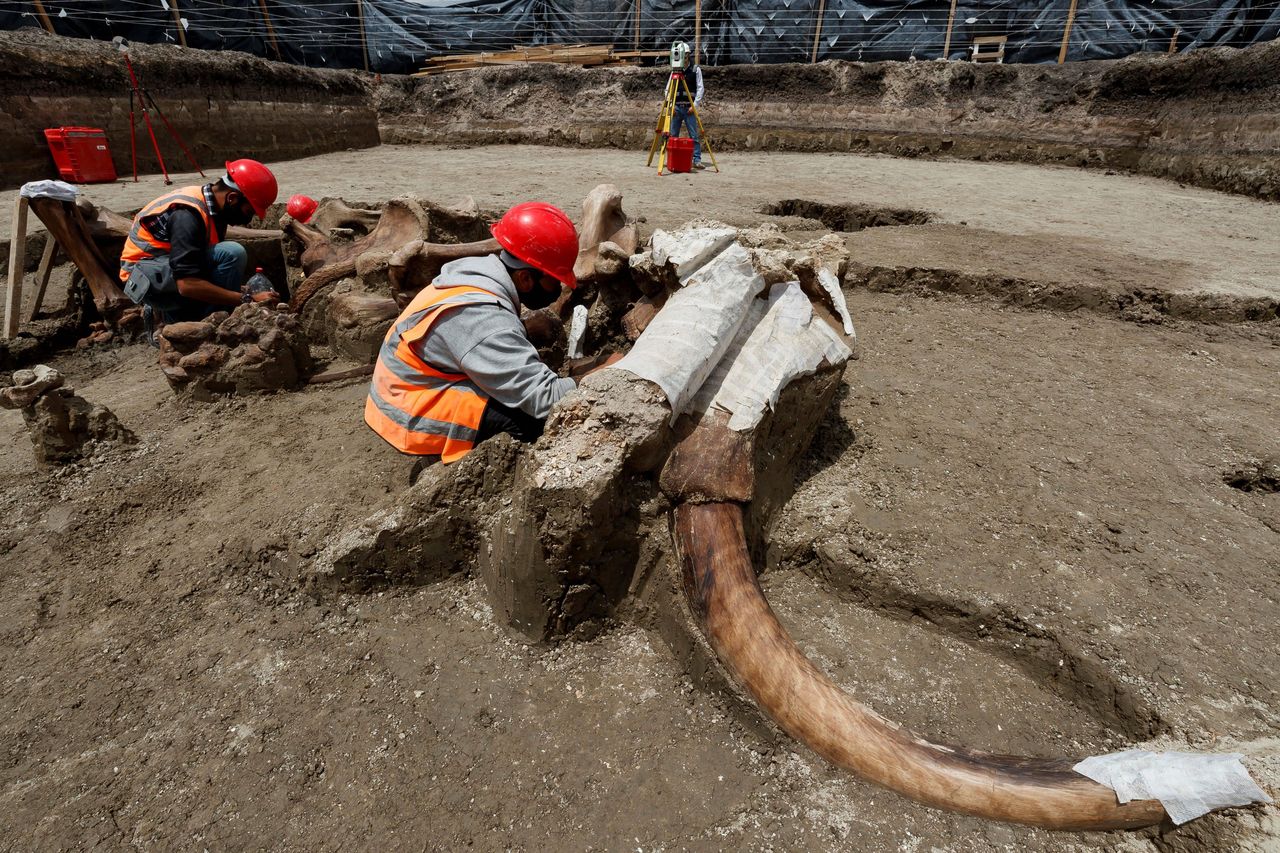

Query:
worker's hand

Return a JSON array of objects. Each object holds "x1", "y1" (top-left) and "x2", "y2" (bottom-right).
[{"x1": 250, "y1": 290, "x2": 280, "y2": 304}]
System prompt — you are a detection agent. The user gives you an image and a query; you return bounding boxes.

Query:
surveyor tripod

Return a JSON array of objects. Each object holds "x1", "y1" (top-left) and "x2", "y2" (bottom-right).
[
  {"x1": 118, "y1": 42, "x2": 204, "y2": 185},
  {"x1": 646, "y1": 71, "x2": 719, "y2": 175}
]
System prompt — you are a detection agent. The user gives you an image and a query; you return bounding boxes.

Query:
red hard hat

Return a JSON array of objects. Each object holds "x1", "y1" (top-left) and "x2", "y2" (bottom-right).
[
  {"x1": 286, "y1": 193, "x2": 318, "y2": 224},
  {"x1": 491, "y1": 202, "x2": 579, "y2": 289},
  {"x1": 224, "y1": 158, "x2": 278, "y2": 219}
]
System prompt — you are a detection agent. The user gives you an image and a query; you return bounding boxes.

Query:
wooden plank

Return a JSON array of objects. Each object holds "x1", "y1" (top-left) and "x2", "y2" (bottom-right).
[
  {"x1": 1168, "y1": 29, "x2": 1179, "y2": 54},
  {"x1": 810, "y1": 0, "x2": 826, "y2": 63},
  {"x1": 30, "y1": 0, "x2": 55, "y2": 34},
  {"x1": 634, "y1": 0, "x2": 640, "y2": 50},
  {"x1": 357, "y1": 0, "x2": 369, "y2": 72},
  {"x1": 258, "y1": 0, "x2": 282, "y2": 61},
  {"x1": 4, "y1": 196, "x2": 28, "y2": 340},
  {"x1": 1058, "y1": 0, "x2": 1079, "y2": 64},
  {"x1": 942, "y1": 0, "x2": 958, "y2": 59},
  {"x1": 170, "y1": 0, "x2": 188, "y2": 47},
  {"x1": 694, "y1": 0, "x2": 701, "y2": 64},
  {"x1": 27, "y1": 237, "x2": 57, "y2": 322}
]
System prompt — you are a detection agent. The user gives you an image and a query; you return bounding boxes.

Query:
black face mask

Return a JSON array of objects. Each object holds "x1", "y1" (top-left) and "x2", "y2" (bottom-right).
[
  {"x1": 222, "y1": 198, "x2": 255, "y2": 226},
  {"x1": 518, "y1": 277, "x2": 560, "y2": 311}
]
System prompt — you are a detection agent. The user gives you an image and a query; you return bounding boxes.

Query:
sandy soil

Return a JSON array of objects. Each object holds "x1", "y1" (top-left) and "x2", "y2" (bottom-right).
[{"x1": 1, "y1": 145, "x2": 1277, "y2": 851}]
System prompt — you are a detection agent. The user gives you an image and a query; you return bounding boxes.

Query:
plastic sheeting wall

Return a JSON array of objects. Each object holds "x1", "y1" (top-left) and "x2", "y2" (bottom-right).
[{"x1": 2, "y1": 0, "x2": 1277, "y2": 72}]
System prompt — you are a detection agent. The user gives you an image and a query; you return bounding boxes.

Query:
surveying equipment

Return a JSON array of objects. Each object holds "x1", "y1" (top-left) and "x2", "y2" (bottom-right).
[
  {"x1": 113, "y1": 37, "x2": 204, "y2": 185},
  {"x1": 646, "y1": 41, "x2": 719, "y2": 175}
]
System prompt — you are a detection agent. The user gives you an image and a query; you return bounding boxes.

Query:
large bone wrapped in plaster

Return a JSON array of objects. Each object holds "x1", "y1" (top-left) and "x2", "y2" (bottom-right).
[
  {"x1": 693, "y1": 281, "x2": 852, "y2": 431},
  {"x1": 613, "y1": 242, "x2": 766, "y2": 418}
]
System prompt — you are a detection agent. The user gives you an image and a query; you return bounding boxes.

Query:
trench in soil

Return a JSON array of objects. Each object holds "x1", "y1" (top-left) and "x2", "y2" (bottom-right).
[
  {"x1": 791, "y1": 543, "x2": 1164, "y2": 742},
  {"x1": 1223, "y1": 462, "x2": 1280, "y2": 494},
  {"x1": 758, "y1": 199, "x2": 934, "y2": 231}
]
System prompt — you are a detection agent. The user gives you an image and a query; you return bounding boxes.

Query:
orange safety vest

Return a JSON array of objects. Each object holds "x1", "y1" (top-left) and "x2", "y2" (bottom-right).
[
  {"x1": 118, "y1": 185, "x2": 219, "y2": 283},
  {"x1": 364, "y1": 283, "x2": 503, "y2": 462}
]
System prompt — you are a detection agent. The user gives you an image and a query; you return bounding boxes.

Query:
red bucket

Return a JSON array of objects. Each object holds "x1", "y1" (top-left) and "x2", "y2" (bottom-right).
[
  {"x1": 666, "y1": 137, "x2": 694, "y2": 173},
  {"x1": 44, "y1": 127, "x2": 117, "y2": 184}
]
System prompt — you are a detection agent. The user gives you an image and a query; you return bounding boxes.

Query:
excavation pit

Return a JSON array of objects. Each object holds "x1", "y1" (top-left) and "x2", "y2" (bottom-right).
[{"x1": 758, "y1": 200, "x2": 933, "y2": 232}]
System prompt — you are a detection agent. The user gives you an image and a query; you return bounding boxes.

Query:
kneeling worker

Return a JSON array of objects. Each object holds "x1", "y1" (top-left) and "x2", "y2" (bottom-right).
[
  {"x1": 366, "y1": 201, "x2": 616, "y2": 464},
  {"x1": 120, "y1": 159, "x2": 281, "y2": 338}
]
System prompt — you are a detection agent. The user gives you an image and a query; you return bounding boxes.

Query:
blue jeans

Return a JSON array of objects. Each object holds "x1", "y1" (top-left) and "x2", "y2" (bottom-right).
[
  {"x1": 165, "y1": 241, "x2": 247, "y2": 322},
  {"x1": 671, "y1": 104, "x2": 702, "y2": 164}
]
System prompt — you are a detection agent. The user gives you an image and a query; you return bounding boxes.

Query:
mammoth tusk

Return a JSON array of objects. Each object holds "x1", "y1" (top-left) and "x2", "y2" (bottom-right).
[{"x1": 673, "y1": 500, "x2": 1169, "y2": 831}]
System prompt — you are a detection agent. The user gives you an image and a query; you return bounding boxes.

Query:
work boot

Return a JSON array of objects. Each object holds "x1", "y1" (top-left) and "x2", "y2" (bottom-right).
[
  {"x1": 142, "y1": 305, "x2": 159, "y2": 349},
  {"x1": 693, "y1": 162, "x2": 707, "y2": 171}
]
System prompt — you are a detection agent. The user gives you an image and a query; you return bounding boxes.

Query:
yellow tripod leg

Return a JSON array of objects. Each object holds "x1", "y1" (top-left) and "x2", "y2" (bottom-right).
[
  {"x1": 680, "y1": 76, "x2": 719, "y2": 173},
  {"x1": 646, "y1": 76, "x2": 679, "y2": 169}
]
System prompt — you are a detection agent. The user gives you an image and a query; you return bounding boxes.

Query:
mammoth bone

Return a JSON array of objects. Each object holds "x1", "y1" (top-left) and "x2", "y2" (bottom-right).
[{"x1": 313, "y1": 224, "x2": 1267, "y2": 830}]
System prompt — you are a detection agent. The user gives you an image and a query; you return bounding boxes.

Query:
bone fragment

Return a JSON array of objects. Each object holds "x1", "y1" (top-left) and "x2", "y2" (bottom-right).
[
  {"x1": 613, "y1": 240, "x2": 766, "y2": 419},
  {"x1": 566, "y1": 304, "x2": 588, "y2": 358},
  {"x1": 0, "y1": 364, "x2": 64, "y2": 409},
  {"x1": 3, "y1": 365, "x2": 134, "y2": 464},
  {"x1": 575, "y1": 184, "x2": 639, "y2": 286}
]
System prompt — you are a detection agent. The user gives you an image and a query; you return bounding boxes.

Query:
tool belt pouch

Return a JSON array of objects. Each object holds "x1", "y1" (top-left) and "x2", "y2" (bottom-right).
[{"x1": 124, "y1": 257, "x2": 181, "y2": 310}]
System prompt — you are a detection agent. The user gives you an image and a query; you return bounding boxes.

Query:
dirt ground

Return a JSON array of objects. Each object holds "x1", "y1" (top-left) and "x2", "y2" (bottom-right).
[{"x1": 1, "y1": 145, "x2": 1277, "y2": 851}]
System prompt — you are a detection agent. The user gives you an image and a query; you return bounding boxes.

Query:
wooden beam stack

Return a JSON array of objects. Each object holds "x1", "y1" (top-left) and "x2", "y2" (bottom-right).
[{"x1": 413, "y1": 44, "x2": 665, "y2": 76}]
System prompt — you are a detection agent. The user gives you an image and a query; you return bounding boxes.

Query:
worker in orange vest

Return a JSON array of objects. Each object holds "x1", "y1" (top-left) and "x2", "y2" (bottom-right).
[
  {"x1": 120, "y1": 158, "x2": 281, "y2": 344},
  {"x1": 365, "y1": 201, "x2": 621, "y2": 468}
]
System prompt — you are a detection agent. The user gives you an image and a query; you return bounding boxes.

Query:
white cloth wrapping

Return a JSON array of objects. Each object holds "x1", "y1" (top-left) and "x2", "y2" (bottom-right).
[
  {"x1": 817, "y1": 267, "x2": 856, "y2": 340},
  {"x1": 613, "y1": 242, "x2": 765, "y2": 418},
  {"x1": 19, "y1": 180, "x2": 79, "y2": 202},
  {"x1": 643, "y1": 226, "x2": 737, "y2": 281},
  {"x1": 1074, "y1": 750, "x2": 1272, "y2": 825},
  {"x1": 696, "y1": 281, "x2": 852, "y2": 431}
]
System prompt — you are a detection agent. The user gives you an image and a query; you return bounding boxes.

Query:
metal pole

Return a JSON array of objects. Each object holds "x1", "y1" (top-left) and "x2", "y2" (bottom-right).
[
  {"x1": 634, "y1": 0, "x2": 641, "y2": 51},
  {"x1": 942, "y1": 0, "x2": 958, "y2": 59},
  {"x1": 1058, "y1": 0, "x2": 1079, "y2": 64},
  {"x1": 810, "y1": 0, "x2": 826, "y2": 63}
]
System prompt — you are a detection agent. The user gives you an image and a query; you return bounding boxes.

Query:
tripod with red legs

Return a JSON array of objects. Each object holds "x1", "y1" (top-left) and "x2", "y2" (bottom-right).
[{"x1": 113, "y1": 37, "x2": 204, "y2": 185}]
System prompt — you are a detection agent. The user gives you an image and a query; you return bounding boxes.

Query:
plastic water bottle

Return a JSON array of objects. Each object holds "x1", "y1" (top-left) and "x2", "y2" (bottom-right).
[{"x1": 245, "y1": 267, "x2": 274, "y2": 296}]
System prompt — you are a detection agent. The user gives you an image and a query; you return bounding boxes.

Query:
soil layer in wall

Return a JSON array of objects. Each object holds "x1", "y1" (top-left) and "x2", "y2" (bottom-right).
[
  {"x1": 1, "y1": 29, "x2": 379, "y2": 189},
  {"x1": 378, "y1": 40, "x2": 1280, "y2": 201}
]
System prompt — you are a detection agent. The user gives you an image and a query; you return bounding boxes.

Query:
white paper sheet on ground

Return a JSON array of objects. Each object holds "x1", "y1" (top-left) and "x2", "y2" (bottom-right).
[
  {"x1": 693, "y1": 282, "x2": 852, "y2": 431},
  {"x1": 20, "y1": 180, "x2": 79, "y2": 202},
  {"x1": 817, "y1": 268, "x2": 856, "y2": 340},
  {"x1": 1074, "y1": 750, "x2": 1272, "y2": 825},
  {"x1": 613, "y1": 242, "x2": 764, "y2": 418},
  {"x1": 566, "y1": 304, "x2": 588, "y2": 359},
  {"x1": 645, "y1": 226, "x2": 737, "y2": 282}
]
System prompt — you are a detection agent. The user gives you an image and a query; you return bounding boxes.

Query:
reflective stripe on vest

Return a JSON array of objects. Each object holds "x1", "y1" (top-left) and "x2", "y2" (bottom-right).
[
  {"x1": 364, "y1": 284, "x2": 502, "y2": 462},
  {"x1": 118, "y1": 185, "x2": 220, "y2": 282}
]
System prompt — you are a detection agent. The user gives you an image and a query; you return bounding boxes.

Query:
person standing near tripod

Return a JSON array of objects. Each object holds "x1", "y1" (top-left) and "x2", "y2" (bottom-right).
[
  {"x1": 120, "y1": 159, "x2": 281, "y2": 343},
  {"x1": 668, "y1": 41, "x2": 706, "y2": 171}
]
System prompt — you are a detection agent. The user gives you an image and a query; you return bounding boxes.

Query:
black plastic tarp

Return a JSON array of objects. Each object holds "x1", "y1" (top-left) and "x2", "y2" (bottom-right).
[{"x1": 3, "y1": 0, "x2": 1277, "y2": 72}]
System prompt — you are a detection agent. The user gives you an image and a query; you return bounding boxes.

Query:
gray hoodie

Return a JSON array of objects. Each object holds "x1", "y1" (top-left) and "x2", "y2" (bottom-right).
[{"x1": 413, "y1": 253, "x2": 575, "y2": 419}]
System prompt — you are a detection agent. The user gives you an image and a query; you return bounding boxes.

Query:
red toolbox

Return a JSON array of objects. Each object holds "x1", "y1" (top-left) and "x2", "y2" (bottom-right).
[{"x1": 44, "y1": 127, "x2": 117, "y2": 183}]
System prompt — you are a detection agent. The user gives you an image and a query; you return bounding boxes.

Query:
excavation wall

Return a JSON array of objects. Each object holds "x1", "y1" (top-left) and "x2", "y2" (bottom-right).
[
  {"x1": 379, "y1": 39, "x2": 1280, "y2": 200},
  {"x1": 0, "y1": 30, "x2": 379, "y2": 190}
]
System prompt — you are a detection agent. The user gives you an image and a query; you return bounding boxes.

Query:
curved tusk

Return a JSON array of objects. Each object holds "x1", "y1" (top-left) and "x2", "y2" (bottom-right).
[{"x1": 674, "y1": 501, "x2": 1168, "y2": 831}]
